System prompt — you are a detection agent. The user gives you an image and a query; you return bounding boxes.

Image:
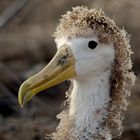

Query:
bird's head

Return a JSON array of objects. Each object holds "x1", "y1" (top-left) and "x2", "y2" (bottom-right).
[
  {"x1": 18, "y1": 7, "x2": 115, "y2": 107},
  {"x1": 55, "y1": 37, "x2": 114, "y2": 79}
]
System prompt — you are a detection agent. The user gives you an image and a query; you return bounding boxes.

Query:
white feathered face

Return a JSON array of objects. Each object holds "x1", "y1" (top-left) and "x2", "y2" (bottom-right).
[
  {"x1": 18, "y1": 35, "x2": 115, "y2": 107},
  {"x1": 56, "y1": 36, "x2": 115, "y2": 77}
]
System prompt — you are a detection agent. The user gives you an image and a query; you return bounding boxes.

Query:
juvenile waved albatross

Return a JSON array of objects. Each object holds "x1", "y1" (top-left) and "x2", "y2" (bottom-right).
[{"x1": 18, "y1": 6, "x2": 135, "y2": 140}]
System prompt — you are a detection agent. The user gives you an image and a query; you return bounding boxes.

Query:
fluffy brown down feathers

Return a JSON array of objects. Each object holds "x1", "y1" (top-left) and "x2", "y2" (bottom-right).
[{"x1": 53, "y1": 6, "x2": 135, "y2": 139}]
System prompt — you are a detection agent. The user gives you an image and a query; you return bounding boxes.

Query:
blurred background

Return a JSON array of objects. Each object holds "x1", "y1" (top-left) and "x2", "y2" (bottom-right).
[{"x1": 0, "y1": 0, "x2": 140, "y2": 140}]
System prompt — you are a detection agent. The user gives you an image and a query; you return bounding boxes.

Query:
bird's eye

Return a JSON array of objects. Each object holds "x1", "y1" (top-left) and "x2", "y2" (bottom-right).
[{"x1": 88, "y1": 41, "x2": 97, "y2": 49}]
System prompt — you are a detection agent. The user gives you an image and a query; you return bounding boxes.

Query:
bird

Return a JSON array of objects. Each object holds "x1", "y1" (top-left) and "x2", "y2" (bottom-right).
[{"x1": 18, "y1": 6, "x2": 135, "y2": 140}]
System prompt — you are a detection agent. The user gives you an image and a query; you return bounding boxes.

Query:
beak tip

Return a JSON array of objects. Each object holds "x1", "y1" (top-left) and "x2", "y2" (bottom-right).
[
  {"x1": 18, "y1": 95, "x2": 24, "y2": 108},
  {"x1": 18, "y1": 82, "x2": 30, "y2": 108},
  {"x1": 20, "y1": 104, "x2": 24, "y2": 108}
]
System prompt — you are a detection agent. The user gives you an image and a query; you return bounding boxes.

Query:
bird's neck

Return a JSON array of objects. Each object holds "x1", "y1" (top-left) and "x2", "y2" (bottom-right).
[{"x1": 69, "y1": 69, "x2": 112, "y2": 140}]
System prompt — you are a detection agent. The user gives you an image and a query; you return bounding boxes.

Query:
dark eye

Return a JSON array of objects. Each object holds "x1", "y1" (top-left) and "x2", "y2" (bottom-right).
[{"x1": 88, "y1": 41, "x2": 97, "y2": 49}]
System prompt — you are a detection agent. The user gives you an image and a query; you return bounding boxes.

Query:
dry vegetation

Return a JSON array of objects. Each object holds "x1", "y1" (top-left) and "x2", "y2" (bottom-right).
[{"x1": 0, "y1": 0, "x2": 140, "y2": 140}]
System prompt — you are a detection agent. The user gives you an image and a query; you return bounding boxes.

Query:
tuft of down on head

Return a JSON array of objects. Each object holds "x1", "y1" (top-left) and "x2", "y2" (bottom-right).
[{"x1": 54, "y1": 6, "x2": 135, "y2": 138}]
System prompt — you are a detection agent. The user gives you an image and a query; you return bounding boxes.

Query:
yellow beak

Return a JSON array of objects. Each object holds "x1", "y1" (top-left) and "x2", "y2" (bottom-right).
[{"x1": 18, "y1": 45, "x2": 76, "y2": 107}]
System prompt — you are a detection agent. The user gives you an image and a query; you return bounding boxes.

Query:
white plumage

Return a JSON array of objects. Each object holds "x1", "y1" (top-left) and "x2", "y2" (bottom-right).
[{"x1": 55, "y1": 37, "x2": 115, "y2": 139}]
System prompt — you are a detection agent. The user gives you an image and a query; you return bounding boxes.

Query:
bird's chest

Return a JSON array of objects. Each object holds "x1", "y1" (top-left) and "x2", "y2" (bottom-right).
[{"x1": 69, "y1": 73, "x2": 111, "y2": 140}]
